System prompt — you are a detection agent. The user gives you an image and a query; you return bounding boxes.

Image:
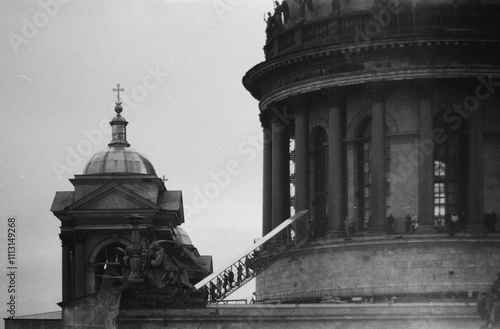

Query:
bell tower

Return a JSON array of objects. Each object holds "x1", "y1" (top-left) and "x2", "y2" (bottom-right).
[{"x1": 51, "y1": 87, "x2": 191, "y2": 301}]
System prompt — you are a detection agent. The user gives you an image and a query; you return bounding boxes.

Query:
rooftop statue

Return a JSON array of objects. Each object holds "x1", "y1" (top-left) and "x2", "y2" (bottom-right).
[
  {"x1": 117, "y1": 236, "x2": 209, "y2": 308},
  {"x1": 142, "y1": 239, "x2": 207, "y2": 291},
  {"x1": 265, "y1": 1, "x2": 290, "y2": 39}
]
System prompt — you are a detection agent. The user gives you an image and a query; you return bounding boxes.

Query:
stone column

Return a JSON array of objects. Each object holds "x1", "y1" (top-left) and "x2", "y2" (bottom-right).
[
  {"x1": 323, "y1": 88, "x2": 345, "y2": 236},
  {"x1": 416, "y1": 79, "x2": 436, "y2": 233},
  {"x1": 366, "y1": 82, "x2": 386, "y2": 233},
  {"x1": 85, "y1": 265, "x2": 96, "y2": 295},
  {"x1": 292, "y1": 96, "x2": 310, "y2": 212},
  {"x1": 126, "y1": 214, "x2": 146, "y2": 283},
  {"x1": 71, "y1": 256, "x2": 75, "y2": 299},
  {"x1": 74, "y1": 233, "x2": 86, "y2": 298},
  {"x1": 466, "y1": 102, "x2": 485, "y2": 232},
  {"x1": 272, "y1": 107, "x2": 291, "y2": 229},
  {"x1": 261, "y1": 112, "x2": 273, "y2": 236},
  {"x1": 60, "y1": 234, "x2": 72, "y2": 302}
]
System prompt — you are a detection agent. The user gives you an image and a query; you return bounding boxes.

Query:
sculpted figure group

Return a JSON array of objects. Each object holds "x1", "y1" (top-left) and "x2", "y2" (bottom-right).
[
  {"x1": 116, "y1": 238, "x2": 207, "y2": 293},
  {"x1": 264, "y1": 0, "x2": 352, "y2": 38},
  {"x1": 264, "y1": 1, "x2": 291, "y2": 39}
]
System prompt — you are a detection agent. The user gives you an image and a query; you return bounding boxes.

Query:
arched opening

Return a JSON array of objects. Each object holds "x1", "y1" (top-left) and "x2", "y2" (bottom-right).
[
  {"x1": 433, "y1": 115, "x2": 467, "y2": 230},
  {"x1": 94, "y1": 242, "x2": 128, "y2": 291},
  {"x1": 311, "y1": 127, "x2": 328, "y2": 237}
]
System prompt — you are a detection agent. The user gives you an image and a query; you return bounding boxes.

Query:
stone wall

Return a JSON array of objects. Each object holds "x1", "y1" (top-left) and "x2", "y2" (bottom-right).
[{"x1": 256, "y1": 236, "x2": 500, "y2": 301}]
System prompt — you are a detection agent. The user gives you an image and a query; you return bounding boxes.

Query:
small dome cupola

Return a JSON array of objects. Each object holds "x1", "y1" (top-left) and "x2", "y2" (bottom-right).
[
  {"x1": 109, "y1": 84, "x2": 130, "y2": 147},
  {"x1": 82, "y1": 84, "x2": 157, "y2": 175}
]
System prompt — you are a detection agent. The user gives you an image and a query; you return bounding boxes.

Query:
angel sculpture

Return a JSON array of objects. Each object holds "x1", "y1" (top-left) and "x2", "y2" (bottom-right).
[
  {"x1": 264, "y1": 12, "x2": 276, "y2": 39},
  {"x1": 274, "y1": 1, "x2": 290, "y2": 30}
]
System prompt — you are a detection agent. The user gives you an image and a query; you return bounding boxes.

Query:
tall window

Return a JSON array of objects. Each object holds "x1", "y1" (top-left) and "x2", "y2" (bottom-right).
[
  {"x1": 358, "y1": 120, "x2": 372, "y2": 231},
  {"x1": 313, "y1": 128, "x2": 328, "y2": 236},
  {"x1": 95, "y1": 243, "x2": 127, "y2": 291},
  {"x1": 433, "y1": 115, "x2": 467, "y2": 223},
  {"x1": 434, "y1": 160, "x2": 446, "y2": 217},
  {"x1": 290, "y1": 138, "x2": 296, "y2": 215}
]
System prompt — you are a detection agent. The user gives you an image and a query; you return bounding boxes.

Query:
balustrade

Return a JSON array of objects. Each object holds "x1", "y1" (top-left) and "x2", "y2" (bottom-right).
[{"x1": 264, "y1": 4, "x2": 500, "y2": 59}]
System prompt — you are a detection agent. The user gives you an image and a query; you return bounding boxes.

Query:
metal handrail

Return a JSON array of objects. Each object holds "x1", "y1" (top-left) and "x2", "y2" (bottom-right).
[{"x1": 194, "y1": 210, "x2": 309, "y2": 304}]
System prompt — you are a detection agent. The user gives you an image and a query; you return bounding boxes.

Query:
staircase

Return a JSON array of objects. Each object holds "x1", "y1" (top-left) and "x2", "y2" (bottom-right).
[{"x1": 194, "y1": 210, "x2": 310, "y2": 304}]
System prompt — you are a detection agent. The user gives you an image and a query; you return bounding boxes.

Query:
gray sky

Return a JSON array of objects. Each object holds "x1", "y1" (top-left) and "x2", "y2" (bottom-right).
[{"x1": 0, "y1": 0, "x2": 271, "y2": 322}]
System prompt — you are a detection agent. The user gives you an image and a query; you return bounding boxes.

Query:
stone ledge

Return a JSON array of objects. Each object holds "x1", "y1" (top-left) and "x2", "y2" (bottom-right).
[
  {"x1": 292, "y1": 233, "x2": 500, "y2": 253},
  {"x1": 117, "y1": 303, "x2": 482, "y2": 329}
]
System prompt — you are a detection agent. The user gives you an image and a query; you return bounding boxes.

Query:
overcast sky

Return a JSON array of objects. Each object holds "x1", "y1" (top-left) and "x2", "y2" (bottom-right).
[{"x1": 0, "y1": 0, "x2": 272, "y2": 322}]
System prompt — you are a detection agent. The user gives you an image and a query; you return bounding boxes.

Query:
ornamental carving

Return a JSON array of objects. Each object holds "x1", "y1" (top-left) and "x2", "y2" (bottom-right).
[{"x1": 117, "y1": 237, "x2": 209, "y2": 308}]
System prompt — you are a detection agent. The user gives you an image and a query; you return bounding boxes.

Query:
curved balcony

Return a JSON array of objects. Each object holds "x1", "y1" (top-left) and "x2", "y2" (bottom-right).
[{"x1": 264, "y1": 3, "x2": 500, "y2": 60}]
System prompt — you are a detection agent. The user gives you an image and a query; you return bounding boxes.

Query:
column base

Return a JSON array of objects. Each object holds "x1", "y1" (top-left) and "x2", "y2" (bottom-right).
[
  {"x1": 465, "y1": 224, "x2": 488, "y2": 233},
  {"x1": 326, "y1": 230, "x2": 344, "y2": 238},
  {"x1": 415, "y1": 225, "x2": 437, "y2": 234},
  {"x1": 126, "y1": 278, "x2": 145, "y2": 291},
  {"x1": 369, "y1": 226, "x2": 386, "y2": 235}
]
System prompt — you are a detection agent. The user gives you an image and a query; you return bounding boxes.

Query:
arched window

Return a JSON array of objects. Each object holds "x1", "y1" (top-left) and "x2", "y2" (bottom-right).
[
  {"x1": 95, "y1": 243, "x2": 127, "y2": 291},
  {"x1": 357, "y1": 119, "x2": 372, "y2": 231},
  {"x1": 312, "y1": 127, "x2": 328, "y2": 236},
  {"x1": 433, "y1": 115, "x2": 467, "y2": 226}
]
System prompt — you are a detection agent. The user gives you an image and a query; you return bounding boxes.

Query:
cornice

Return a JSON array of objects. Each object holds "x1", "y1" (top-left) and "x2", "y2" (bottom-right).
[
  {"x1": 258, "y1": 67, "x2": 500, "y2": 112},
  {"x1": 244, "y1": 37, "x2": 500, "y2": 101}
]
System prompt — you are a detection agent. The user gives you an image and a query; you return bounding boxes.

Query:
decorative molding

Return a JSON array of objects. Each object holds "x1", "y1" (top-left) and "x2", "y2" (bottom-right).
[
  {"x1": 258, "y1": 68, "x2": 500, "y2": 112},
  {"x1": 66, "y1": 183, "x2": 160, "y2": 212},
  {"x1": 386, "y1": 133, "x2": 419, "y2": 145},
  {"x1": 346, "y1": 107, "x2": 371, "y2": 140},
  {"x1": 345, "y1": 107, "x2": 399, "y2": 139},
  {"x1": 309, "y1": 118, "x2": 328, "y2": 137},
  {"x1": 246, "y1": 38, "x2": 500, "y2": 91}
]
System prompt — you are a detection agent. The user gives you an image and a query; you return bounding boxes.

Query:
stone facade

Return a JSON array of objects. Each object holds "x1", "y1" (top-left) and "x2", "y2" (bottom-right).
[
  {"x1": 256, "y1": 236, "x2": 500, "y2": 301},
  {"x1": 244, "y1": 0, "x2": 500, "y2": 302}
]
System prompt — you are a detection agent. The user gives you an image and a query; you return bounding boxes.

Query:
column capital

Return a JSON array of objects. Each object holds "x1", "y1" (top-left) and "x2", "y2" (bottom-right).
[
  {"x1": 365, "y1": 81, "x2": 386, "y2": 102},
  {"x1": 259, "y1": 111, "x2": 272, "y2": 130},
  {"x1": 74, "y1": 232, "x2": 87, "y2": 244},
  {"x1": 320, "y1": 87, "x2": 344, "y2": 106},
  {"x1": 415, "y1": 79, "x2": 435, "y2": 99},
  {"x1": 270, "y1": 103, "x2": 294, "y2": 130},
  {"x1": 286, "y1": 94, "x2": 310, "y2": 112},
  {"x1": 59, "y1": 234, "x2": 73, "y2": 247}
]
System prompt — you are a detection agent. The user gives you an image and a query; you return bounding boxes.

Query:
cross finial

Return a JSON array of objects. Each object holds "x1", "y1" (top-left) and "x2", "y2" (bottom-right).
[
  {"x1": 112, "y1": 84, "x2": 125, "y2": 104},
  {"x1": 162, "y1": 175, "x2": 169, "y2": 183}
]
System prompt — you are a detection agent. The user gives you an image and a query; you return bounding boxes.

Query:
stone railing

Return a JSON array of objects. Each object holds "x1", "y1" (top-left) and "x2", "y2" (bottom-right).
[{"x1": 263, "y1": 4, "x2": 500, "y2": 59}]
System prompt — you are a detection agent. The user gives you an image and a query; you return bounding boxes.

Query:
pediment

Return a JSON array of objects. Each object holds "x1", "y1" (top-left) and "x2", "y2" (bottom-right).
[{"x1": 66, "y1": 183, "x2": 159, "y2": 212}]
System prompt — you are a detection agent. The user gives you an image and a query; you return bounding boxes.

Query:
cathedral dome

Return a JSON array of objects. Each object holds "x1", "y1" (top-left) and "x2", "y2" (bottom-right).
[{"x1": 82, "y1": 146, "x2": 156, "y2": 175}]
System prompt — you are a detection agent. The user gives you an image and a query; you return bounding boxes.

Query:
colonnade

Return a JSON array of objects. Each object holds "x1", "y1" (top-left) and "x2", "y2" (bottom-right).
[{"x1": 260, "y1": 80, "x2": 485, "y2": 237}]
